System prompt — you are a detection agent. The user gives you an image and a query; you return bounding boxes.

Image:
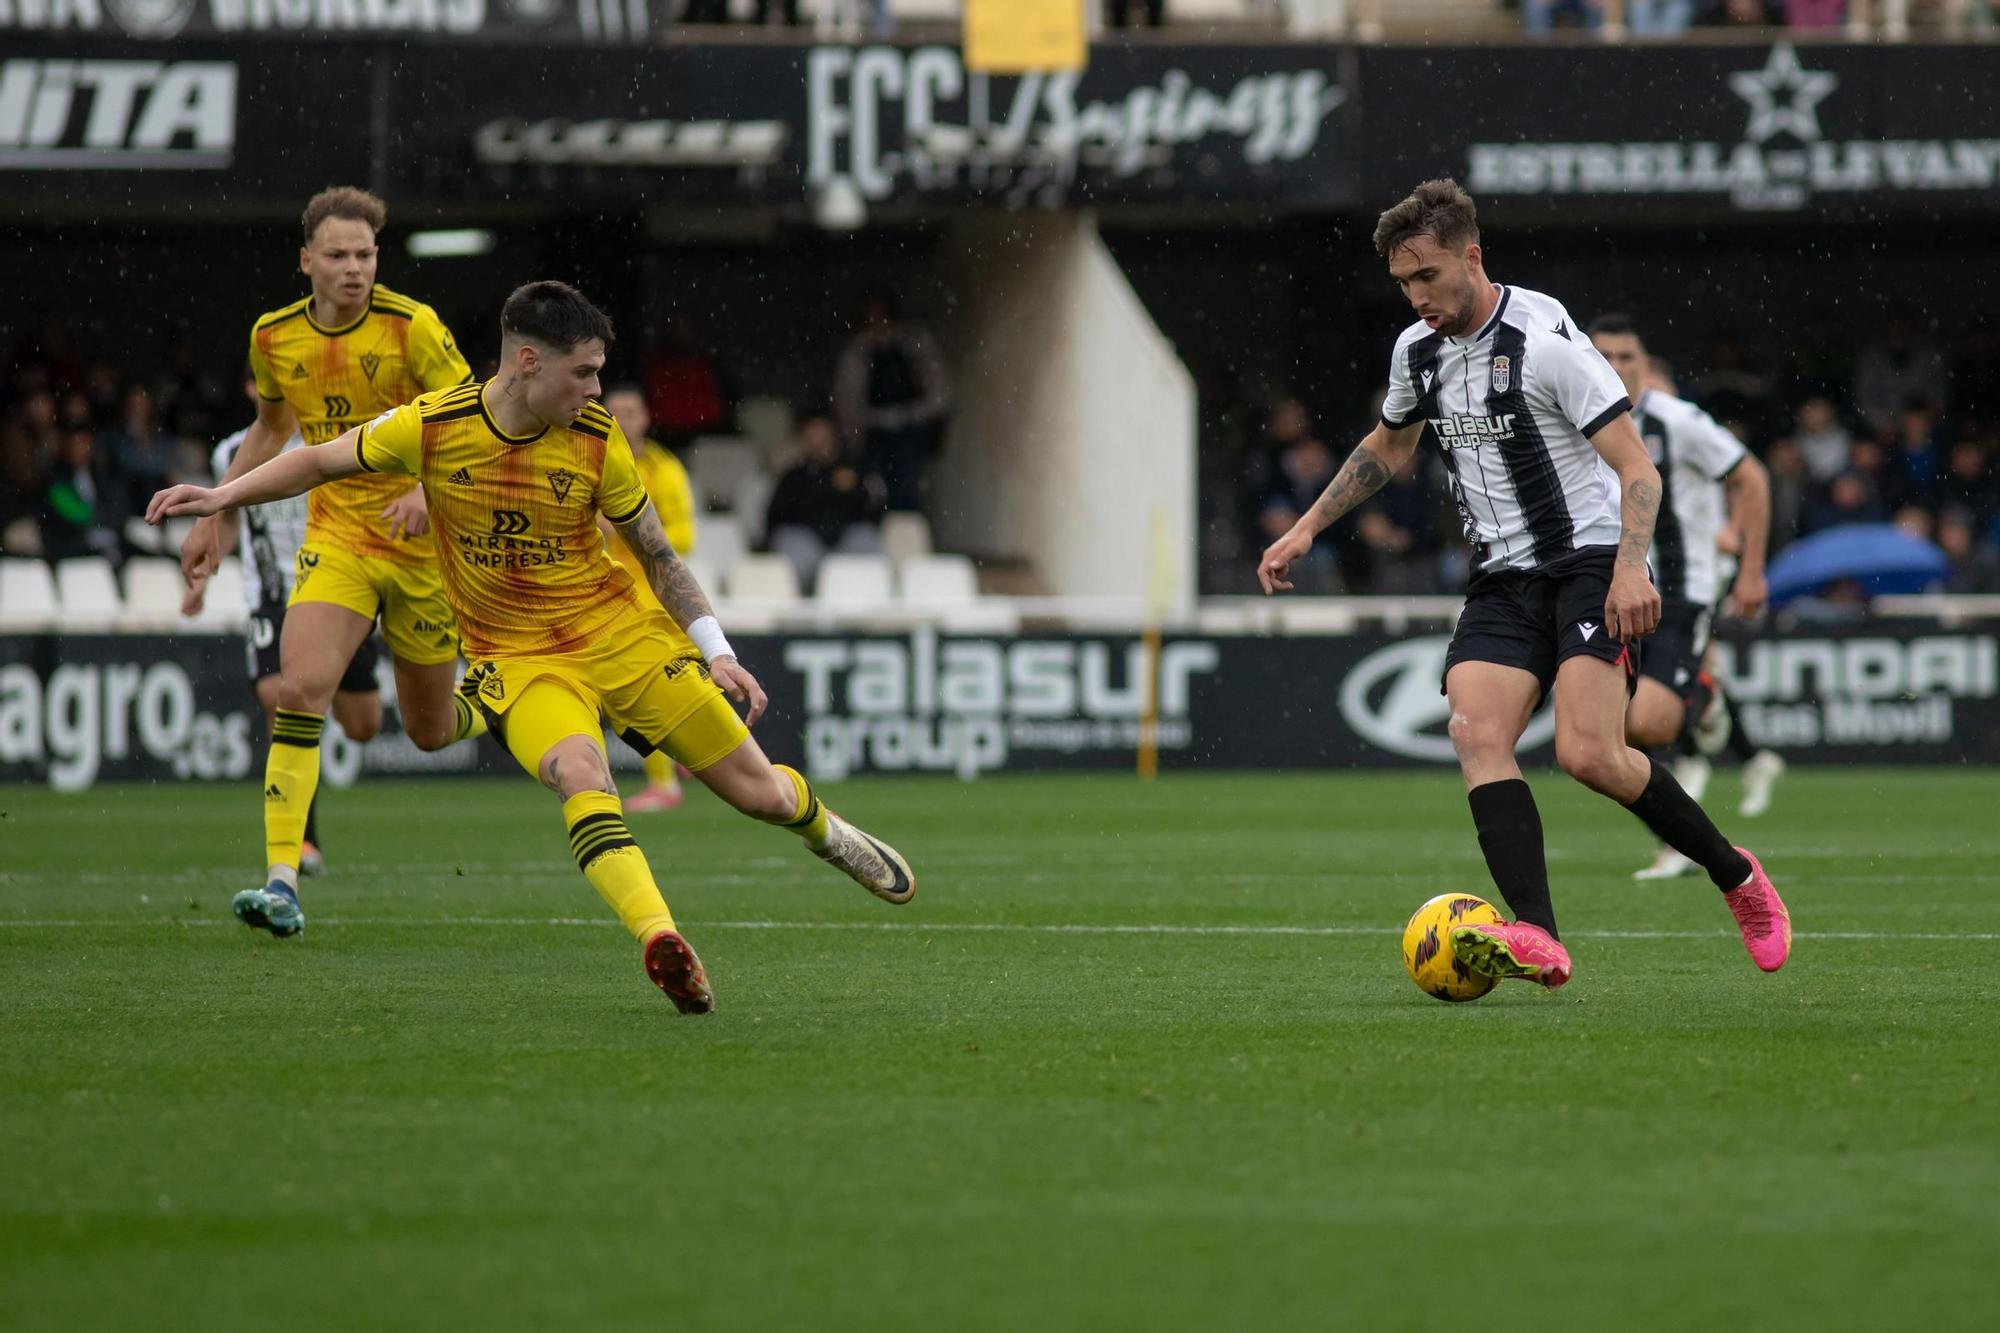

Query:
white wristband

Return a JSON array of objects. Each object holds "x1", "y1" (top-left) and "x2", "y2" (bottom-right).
[{"x1": 688, "y1": 615, "x2": 734, "y2": 663}]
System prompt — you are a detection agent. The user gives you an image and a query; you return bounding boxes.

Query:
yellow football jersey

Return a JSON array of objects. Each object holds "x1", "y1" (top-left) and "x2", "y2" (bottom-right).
[
  {"x1": 356, "y1": 385, "x2": 692, "y2": 663},
  {"x1": 611, "y1": 438, "x2": 696, "y2": 601},
  {"x1": 250, "y1": 283, "x2": 472, "y2": 563}
]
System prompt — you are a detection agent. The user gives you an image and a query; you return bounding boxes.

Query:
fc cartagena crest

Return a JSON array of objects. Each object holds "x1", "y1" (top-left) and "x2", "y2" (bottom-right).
[{"x1": 1490, "y1": 355, "x2": 1512, "y2": 395}]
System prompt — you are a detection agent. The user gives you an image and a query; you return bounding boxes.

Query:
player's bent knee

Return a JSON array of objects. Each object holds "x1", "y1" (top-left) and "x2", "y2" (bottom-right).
[
  {"x1": 1448, "y1": 709, "x2": 1513, "y2": 764},
  {"x1": 1555, "y1": 736, "x2": 1622, "y2": 793},
  {"x1": 406, "y1": 718, "x2": 454, "y2": 751}
]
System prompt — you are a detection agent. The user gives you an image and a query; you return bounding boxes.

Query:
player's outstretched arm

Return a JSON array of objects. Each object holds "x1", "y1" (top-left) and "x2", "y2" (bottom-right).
[
  {"x1": 149, "y1": 428, "x2": 365, "y2": 526},
  {"x1": 1587, "y1": 412, "x2": 1664, "y2": 640},
  {"x1": 182, "y1": 396, "x2": 302, "y2": 584},
  {"x1": 1258, "y1": 419, "x2": 1422, "y2": 594},
  {"x1": 613, "y1": 501, "x2": 768, "y2": 724}
]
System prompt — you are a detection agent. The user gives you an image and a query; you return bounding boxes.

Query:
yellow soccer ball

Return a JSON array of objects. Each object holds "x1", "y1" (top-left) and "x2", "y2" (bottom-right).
[{"x1": 1401, "y1": 893, "x2": 1504, "y2": 1003}]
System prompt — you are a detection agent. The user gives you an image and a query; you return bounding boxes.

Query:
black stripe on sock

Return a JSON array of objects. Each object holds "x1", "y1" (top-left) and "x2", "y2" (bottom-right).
[
  {"x1": 571, "y1": 825, "x2": 638, "y2": 871},
  {"x1": 782, "y1": 793, "x2": 822, "y2": 831}
]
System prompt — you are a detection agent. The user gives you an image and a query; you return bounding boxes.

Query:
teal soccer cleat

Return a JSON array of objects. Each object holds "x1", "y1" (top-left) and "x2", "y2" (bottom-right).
[{"x1": 233, "y1": 881, "x2": 305, "y2": 938}]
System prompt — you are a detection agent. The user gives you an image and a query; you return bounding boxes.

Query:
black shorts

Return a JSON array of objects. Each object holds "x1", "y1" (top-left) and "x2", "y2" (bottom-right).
[
  {"x1": 1637, "y1": 597, "x2": 1710, "y2": 701},
  {"x1": 245, "y1": 601, "x2": 381, "y2": 693},
  {"x1": 1442, "y1": 546, "x2": 1639, "y2": 699}
]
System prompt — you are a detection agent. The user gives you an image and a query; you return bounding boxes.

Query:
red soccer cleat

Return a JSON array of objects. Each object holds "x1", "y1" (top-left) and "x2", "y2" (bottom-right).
[
  {"x1": 1449, "y1": 919, "x2": 1573, "y2": 990},
  {"x1": 625, "y1": 784, "x2": 684, "y2": 814},
  {"x1": 642, "y1": 929, "x2": 714, "y2": 1014},
  {"x1": 1723, "y1": 847, "x2": 1791, "y2": 972}
]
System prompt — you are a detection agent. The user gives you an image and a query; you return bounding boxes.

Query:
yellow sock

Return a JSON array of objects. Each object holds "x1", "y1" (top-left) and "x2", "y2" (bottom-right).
[
  {"x1": 770, "y1": 764, "x2": 832, "y2": 849},
  {"x1": 264, "y1": 709, "x2": 324, "y2": 880},
  {"x1": 450, "y1": 693, "x2": 489, "y2": 744},
  {"x1": 563, "y1": 791, "x2": 674, "y2": 941},
  {"x1": 642, "y1": 750, "x2": 680, "y2": 793}
]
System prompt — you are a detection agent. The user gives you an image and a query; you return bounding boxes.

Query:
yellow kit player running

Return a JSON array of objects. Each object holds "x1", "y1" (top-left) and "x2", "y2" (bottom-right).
[
  {"x1": 178, "y1": 187, "x2": 487, "y2": 938},
  {"x1": 151, "y1": 281, "x2": 915, "y2": 1014},
  {"x1": 601, "y1": 382, "x2": 699, "y2": 813}
]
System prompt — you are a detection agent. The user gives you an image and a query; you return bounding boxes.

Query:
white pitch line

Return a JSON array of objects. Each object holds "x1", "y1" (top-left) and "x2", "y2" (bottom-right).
[{"x1": 0, "y1": 918, "x2": 1992, "y2": 943}]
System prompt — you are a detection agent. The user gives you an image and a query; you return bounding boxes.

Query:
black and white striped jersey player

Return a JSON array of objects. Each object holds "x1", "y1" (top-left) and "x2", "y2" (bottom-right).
[
  {"x1": 1258, "y1": 179, "x2": 1790, "y2": 986},
  {"x1": 1586, "y1": 316, "x2": 1770, "y2": 756}
]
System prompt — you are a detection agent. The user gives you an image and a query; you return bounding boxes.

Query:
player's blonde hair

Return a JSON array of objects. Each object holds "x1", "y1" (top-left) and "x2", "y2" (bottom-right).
[
  {"x1": 1373, "y1": 179, "x2": 1479, "y2": 258},
  {"x1": 302, "y1": 186, "x2": 387, "y2": 245}
]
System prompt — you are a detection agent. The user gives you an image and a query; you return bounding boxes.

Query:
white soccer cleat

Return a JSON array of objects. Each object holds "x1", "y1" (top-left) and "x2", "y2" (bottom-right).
[
  {"x1": 1672, "y1": 755, "x2": 1712, "y2": 805},
  {"x1": 1739, "y1": 750, "x2": 1787, "y2": 818},
  {"x1": 1633, "y1": 847, "x2": 1699, "y2": 881},
  {"x1": 813, "y1": 814, "x2": 915, "y2": 905}
]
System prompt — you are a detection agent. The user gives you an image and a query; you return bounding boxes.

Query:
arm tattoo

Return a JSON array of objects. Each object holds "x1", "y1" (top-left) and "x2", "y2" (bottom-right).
[
  {"x1": 1303, "y1": 443, "x2": 1395, "y2": 534},
  {"x1": 616, "y1": 504, "x2": 714, "y2": 629},
  {"x1": 1618, "y1": 477, "x2": 1660, "y2": 570}
]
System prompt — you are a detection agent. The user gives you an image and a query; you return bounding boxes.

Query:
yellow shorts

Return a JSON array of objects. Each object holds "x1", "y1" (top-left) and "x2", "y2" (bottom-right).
[
  {"x1": 462, "y1": 627, "x2": 750, "y2": 778},
  {"x1": 289, "y1": 538, "x2": 459, "y2": 667}
]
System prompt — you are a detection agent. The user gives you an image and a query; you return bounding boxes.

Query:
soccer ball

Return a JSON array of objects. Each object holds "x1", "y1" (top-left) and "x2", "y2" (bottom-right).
[{"x1": 1401, "y1": 893, "x2": 1504, "y2": 1003}]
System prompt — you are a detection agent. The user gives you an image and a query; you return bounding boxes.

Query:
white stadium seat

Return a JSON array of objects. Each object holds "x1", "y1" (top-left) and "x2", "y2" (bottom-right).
[
  {"x1": 686, "y1": 437, "x2": 764, "y2": 511},
  {"x1": 731, "y1": 471, "x2": 774, "y2": 545},
  {"x1": 0, "y1": 558, "x2": 59, "y2": 632},
  {"x1": 53, "y1": 557, "x2": 124, "y2": 633},
  {"x1": 697, "y1": 513, "x2": 749, "y2": 582},
  {"x1": 815, "y1": 554, "x2": 895, "y2": 608},
  {"x1": 897, "y1": 553, "x2": 979, "y2": 605},
  {"x1": 881, "y1": 511, "x2": 933, "y2": 562},
  {"x1": 723, "y1": 553, "x2": 802, "y2": 604},
  {"x1": 118, "y1": 557, "x2": 186, "y2": 631}
]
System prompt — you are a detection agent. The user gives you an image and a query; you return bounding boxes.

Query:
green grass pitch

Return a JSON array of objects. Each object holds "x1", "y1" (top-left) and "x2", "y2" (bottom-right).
[{"x1": 4, "y1": 768, "x2": 1997, "y2": 1331}]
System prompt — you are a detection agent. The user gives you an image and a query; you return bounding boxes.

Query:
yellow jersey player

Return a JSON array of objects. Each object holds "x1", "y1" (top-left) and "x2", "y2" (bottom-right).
[
  {"x1": 178, "y1": 187, "x2": 489, "y2": 939},
  {"x1": 151, "y1": 281, "x2": 915, "y2": 1015},
  {"x1": 601, "y1": 382, "x2": 699, "y2": 814}
]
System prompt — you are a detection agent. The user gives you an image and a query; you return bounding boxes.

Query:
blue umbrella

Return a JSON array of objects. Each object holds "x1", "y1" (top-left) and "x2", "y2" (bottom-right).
[{"x1": 1765, "y1": 523, "x2": 1949, "y2": 606}]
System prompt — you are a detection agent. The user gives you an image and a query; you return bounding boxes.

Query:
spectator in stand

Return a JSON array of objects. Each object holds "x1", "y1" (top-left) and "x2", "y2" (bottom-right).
[
  {"x1": 754, "y1": 0, "x2": 800, "y2": 21},
  {"x1": 642, "y1": 316, "x2": 734, "y2": 451},
  {"x1": 1800, "y1": 468, "x2": 1887, "y2": 535},
  {"x1": 1353, "y1": 449, "x2": 1445, "y2": 594},
  {"x1": 1791, "y1": 395, "x2": 1854, "y2": 484},
  {"x1": 1782, "y1": 0, "x2": 1846, "y2": 28},
  {"x1": 1106, "y1": 0, "x2": 1166, "y2": 27},
  {"x1": 1764, "y1": 434, "x2": 1808, "y2": 551},
  {"x1": 834, "y1": 291, "x2": 951, "y2": 513},
  {"x1": 1779, "y1": 309, "x2": 1856, "y2": 412},
  {"x1": 1699, "y1": 0, "x2": 1783, "y2": 23},
  {"x1": 1256, "y1": 430, "x2": 1341, "y2": 592},
  {"x1": 1887, "y1": 394, "x2": 1945, "y2": 506},
  {"x1": 765, "y1": 414, "x2": 886, "y2": 592},
  {"x1": 1939, "y1": 507, "x2": 2000, "y2": 593},
  {"x1": 104, "y1": 383, "x2": 175, "y2": 511},
  {"x1": 1524, "y1": 0, "x2": 1606, "y2": 33},
  {"x1": 82, "y1": 361, "x2": 122, "y2": 425},
  {"x1": 153, "y1": 336, "x2": 225, "y2": 446},
  {"x1": 1854, "y1": 311, "x2": 1946, "y2": 439},
  {"x1": 1939, "y1": 435, "x2": 1998, "y2": 531},
  {"x1": 1694, "y1": 332, "x2": 1776, "y2": 444},
  {"x1": 2, "y1": 388, "x2": 59, "y2": 528},
  {"x1": 40, "y1": 405, "x2": 126, "y2": 564}
]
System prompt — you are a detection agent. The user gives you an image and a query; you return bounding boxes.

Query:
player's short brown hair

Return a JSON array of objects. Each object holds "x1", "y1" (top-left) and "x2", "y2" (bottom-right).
[
  {"x1": 1373, "y1": 179, "x2": 1480, "y2": 258},
  {"x1": 302, "y1": 187, "x2": 387, "y2": 245},
  {"x1": 501, "y1": 280, "x2": 615, "y2": 353}
]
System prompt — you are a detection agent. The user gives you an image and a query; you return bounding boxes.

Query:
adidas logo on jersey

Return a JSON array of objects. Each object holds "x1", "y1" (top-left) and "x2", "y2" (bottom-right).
[
  {"x1": 448, "y1": 468, "x2": 473, "y2": 486},
  {"x1": 291, "y1": 363, "x2": 308, "y2": 379}
]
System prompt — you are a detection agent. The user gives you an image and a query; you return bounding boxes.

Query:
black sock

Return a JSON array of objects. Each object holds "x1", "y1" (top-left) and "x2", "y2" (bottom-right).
[
  {"x1": 1722, "y1": 692, "x2": 1758, "y2": 763},
  {"x1": 1623, "y1": 756, "x2": 1752, "y2": 891},
  {"x1": 1468, "y1": 779, "x2": 1558, "y2": 939},
  {"x1": 304, "y1": 793, "x2": 320, "y2": 847}
]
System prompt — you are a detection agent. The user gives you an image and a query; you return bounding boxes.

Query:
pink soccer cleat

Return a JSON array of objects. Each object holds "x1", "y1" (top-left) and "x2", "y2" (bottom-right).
[
  {"x1": 1449, "y1": 920, "x2": 1573, "y2": 990},
  {"x1": 1723, "y1": 847, "x2": 1791, "y2": 972},
  {"x1": 642, "y1": 929, "x2": 714, "y2": 1015},
  {"x1": 625, "y1": 784, "x2": 684, "y2": 814}
]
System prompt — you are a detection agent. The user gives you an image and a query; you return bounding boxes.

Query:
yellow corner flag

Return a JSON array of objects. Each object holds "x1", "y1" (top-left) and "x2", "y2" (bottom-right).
[{"x1": 965, "y1": 0, "x2": 1087, "y2": 76}]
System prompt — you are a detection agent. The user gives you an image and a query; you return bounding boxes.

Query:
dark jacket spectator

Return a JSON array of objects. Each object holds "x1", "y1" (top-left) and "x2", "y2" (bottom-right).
[
  {"x1": 41, "y1": 415, "x2": 126, "y2": 563},
  {"x1": 834, "y1": 292, "x2": 950, "y2": 513},
  {"x1": 766, "y1": 415, "x2": 886, "y2": 591}
]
